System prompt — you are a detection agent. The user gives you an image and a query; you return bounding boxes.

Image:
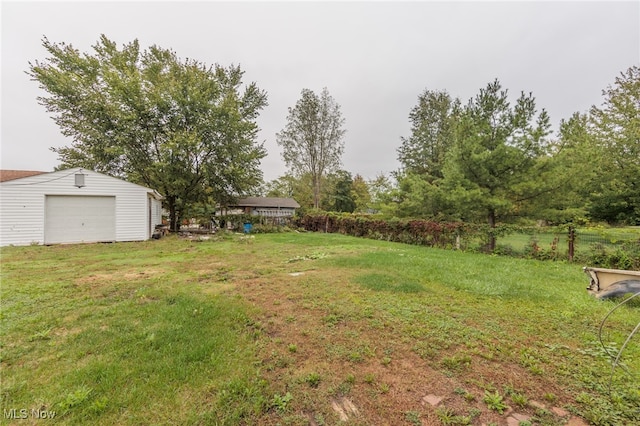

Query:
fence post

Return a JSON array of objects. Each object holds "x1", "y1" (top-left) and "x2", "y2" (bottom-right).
[{"x1": 568, "y1": 226, "x2": 575, "y2": 262}]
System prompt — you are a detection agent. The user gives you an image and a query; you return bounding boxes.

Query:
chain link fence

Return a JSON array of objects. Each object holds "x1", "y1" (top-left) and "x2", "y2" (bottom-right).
[{"x1": 480, "y1": 226, "x2": 640, "y2": 270}]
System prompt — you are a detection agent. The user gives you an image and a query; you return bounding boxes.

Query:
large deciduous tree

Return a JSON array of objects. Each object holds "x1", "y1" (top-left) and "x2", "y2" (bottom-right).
[
  {"x1": 397, "y1": 89, "x2": 460, "y2": 180},
  {"x1": 276, "y1": 87, "x2": 346, "y2": 209},
  {"x1": 351, "y1": 174, "x2": 372, "y2": 213},
  {"x1": 29, "y1": 35, "x2": 268, "y2": 231},
  {"x1": 588, "y1": 65, "x2": 640, "y2": 224},
  {"x1": 264, "y1": 173, "x2": 314, "y2": 211},
  {"x1": 326, "y1": 170, "x2": 356, "y2": 213},
  {"x1": 393, "y1": 89, "x2": 461, "y2": 219}
]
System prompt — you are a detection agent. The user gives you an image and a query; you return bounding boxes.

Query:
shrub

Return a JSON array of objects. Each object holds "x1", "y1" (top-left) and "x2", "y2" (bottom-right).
[{"x1": 295, "y1": 213, "x2": 466, "y2": 249}]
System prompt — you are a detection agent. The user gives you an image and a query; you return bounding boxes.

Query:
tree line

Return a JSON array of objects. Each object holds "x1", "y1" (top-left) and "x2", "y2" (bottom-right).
[
  {"x1": 30, "y1": 36, "x2": 639, "y2": 233},
  {"x1": 267, "y1": 67, "x2": 639, "y2": 247}
]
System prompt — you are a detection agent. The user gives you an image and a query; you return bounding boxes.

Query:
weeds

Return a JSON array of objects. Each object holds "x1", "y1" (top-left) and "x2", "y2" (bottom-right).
[
  {"x1": 378, "y1": 382, "x2": 390, "y2": 394},
  {"x1": 304, "y1": 372, "x2": 321, "y2": 388},
  {"x1": 441, "y1": 353, "x2": 471, "y2": 372},
  {"x1": 271, "y1": 392, "x2": 292, "y2": 413},
  {"x1": 27, "y1": 328, "x2": 52, "y2": 342},
  {"x1": 57, "y1": 386, "x2": 93, "y2": 414},
  {"x1": 404, "y1": 410, "x2": 422, "y2": 425},
  {"x1": 436, "y1": 407, "x2": 474, "y2": 425},
  {"x1": 454, "y1": 387, "x2": 476, "y2": 402},
  {"x1": 483, "y1": 390, "x2": 509, "y2": 414},
  {"x1": 286, "y1": 252, "x2": 327, "y2": 263},
  {"x1": 511, "y1": 392, "x2": 528, "y2": 407},
  {"x1": 363, "y1": 373, "x2": 375, "y2": 384}
]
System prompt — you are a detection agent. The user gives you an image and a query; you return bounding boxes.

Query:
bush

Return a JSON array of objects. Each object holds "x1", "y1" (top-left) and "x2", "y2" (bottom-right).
[
  {"x1": 582, "y1": 240, "x2": 640, "y2": 270},
  {"x1": 295, "y1": 212, "x2": 467, "y2": 249},
  {"x1": 296, "y1": 213, "x2": 640, "y2": 270},
  {"x1": 250, "y1": 224, "x2": 292, "y2": 234}
]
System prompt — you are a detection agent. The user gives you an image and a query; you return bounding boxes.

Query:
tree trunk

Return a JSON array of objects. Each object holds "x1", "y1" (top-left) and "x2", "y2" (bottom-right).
[
  {"x1": 167, "y1": 196, "x2": 181, "y2": 232},
  {"x1": 313, "y1": 174, "x2": 321, "y2": 209},
  {"x1": 487, "y1": 209, "x2": 496, "y2": 252}
]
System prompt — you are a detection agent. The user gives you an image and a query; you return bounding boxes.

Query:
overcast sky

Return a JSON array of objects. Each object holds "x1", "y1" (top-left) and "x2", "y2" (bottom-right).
[{"x1": 2, "y1": 1, "x2": 639, "y2": 182}]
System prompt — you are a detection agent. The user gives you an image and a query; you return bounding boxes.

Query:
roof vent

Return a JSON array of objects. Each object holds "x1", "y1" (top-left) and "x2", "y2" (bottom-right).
[{"x1": 75, "y1": 173, "x2": 85, "y2": 188}]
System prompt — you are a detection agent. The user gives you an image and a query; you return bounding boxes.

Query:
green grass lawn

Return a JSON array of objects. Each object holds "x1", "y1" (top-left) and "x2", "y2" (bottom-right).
[{"x1": 1, "y1": 233, "x2": 638, "y2": 425}]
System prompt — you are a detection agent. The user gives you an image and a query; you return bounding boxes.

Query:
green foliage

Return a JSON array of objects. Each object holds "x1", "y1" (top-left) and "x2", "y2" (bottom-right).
[
  {"x1": 391, "y1": 172, "x2": 451, "y2": 219},
  {"x1": 483, "y1": 390, "x2": 509, "y2": 414},
  {"x1": 213, "y1": 377, "x2": 269, "y2": 423},
  {"x1": 270, "y1": 392, "x2": 292, "y2": 413},
  {"x1": 404, "y1": 410, "x2": 422, "y2": 425},
  {"x1": 351, "y1": 174, "x2": 372, "y2": 213},
  {"x1": 298, "y1": 213, "x2": 640, "y2": 267},
  {"x1": 57, "y1": 386, "x2": 93, "y2": 414},
  {"x1": 442, "y1": 79, "x2": 552, "y2": 248},
  {"x1": 510, "y1": 392, "x2": 528, "y2": 407},
  {"x1": 588, "y1": 66, "x2": 640, "y2": 225},
  {"x1": 435, "y1": 407, "x2": 474, "y2": 425},
  {"x1": 393, "y1": 68, "x2": 640, "y2": 228},
  {"x1": 29, "y1": 35, "x2": 268, "y2": 231},
  {"x1": 367, "y1": 173, "x2": 395, "y2": 214},
  {"x1": 398, "y1": 89, "x2": 460, "y2": 180},
  {"x1": 333, "y1": 170, "x2": 356, "y2": 213},
  {"x1": 296, "y1": 212, "x2": 468, "y2": 248},
  {"x1": 441, "y1": 353, "x2": 472, "y2": 372},
  {"x1": 304, "y1": 372, "x2": 321, "y2": 388},
  {"x1": 579, "y1": 239, "x2": 640, "y2": 270}
]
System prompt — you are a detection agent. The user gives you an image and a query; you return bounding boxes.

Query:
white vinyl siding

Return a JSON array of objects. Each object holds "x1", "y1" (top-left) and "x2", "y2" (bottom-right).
[
  {"x1": 149, "y1": 197, "x2": 163, "y2": 238},
  {"x1": 0, "y1": 168, "x2": 163, "y2": 246},
  {"x1": 45, "y1": 195, "x2": 116, "y2": 244}
]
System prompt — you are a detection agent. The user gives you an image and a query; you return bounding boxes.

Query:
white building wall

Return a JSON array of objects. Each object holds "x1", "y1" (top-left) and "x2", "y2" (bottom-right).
[
  {"x1": 148, "y1": 196, "x2": 164, "y2": 239},
  {"x1": 0, "y1": 168, "x2": 163, "y2": 246}
]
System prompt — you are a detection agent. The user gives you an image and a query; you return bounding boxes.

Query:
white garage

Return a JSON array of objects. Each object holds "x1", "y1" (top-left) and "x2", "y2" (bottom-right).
[{"x1": 0, "y1": 168, "x2": 163, "y2": 246}]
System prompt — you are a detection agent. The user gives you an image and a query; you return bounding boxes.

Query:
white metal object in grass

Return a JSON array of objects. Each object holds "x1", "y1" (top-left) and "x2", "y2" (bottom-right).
[{"x1": 584, "y1": 266, "x2": 640, "y2": 299}]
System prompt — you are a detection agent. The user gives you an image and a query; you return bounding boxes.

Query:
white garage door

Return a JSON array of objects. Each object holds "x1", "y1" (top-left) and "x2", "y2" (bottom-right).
[{"x1": 45, "y1": 195, "x2": 116, "y2": 244}]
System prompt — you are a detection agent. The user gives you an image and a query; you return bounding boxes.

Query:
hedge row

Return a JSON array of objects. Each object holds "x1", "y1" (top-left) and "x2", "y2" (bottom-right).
[
  {"x1": 294, "y1": 213, "x2": 640, "y2": 270},
  {"x1": 295, "y1": 213, "x2": 474, "y2": 249}
]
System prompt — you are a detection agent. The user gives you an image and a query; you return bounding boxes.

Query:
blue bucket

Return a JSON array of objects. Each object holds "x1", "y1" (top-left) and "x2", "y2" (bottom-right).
[{"x1": 243, "y1": 223, "x2": 253, "y2": 234}]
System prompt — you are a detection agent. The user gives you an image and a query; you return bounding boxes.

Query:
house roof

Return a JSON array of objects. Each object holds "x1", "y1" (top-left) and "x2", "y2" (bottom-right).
[
  {"x1": 234, "y1": 197, "x2": 300, "y2": 209},
  {"x1": 0, "y1": 170, "x2": 48, "y2": 182}
]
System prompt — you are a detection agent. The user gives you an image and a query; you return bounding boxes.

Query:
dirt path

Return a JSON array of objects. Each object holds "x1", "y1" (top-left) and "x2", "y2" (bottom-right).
[{"x1": 233, "y1": 268, "x2": 588, "y2": 425}]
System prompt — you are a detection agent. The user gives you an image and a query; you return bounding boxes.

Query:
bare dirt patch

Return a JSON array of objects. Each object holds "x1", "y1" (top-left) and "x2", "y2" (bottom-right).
[{"x1": 233, "y1": 266, "x2": 582, "y2": 425}]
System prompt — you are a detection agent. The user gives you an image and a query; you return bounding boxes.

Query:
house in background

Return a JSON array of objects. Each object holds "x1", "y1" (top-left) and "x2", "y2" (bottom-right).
[
  {"x1": 0, "y1": 168, "x2": 163, "y2": 246},
  {"x1": 215, "y1": 196, "x2": 300, "y2": 226}
]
